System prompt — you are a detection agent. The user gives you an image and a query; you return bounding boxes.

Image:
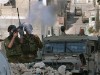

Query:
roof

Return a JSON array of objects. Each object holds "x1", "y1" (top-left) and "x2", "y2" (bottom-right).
[
  {"x1": 88, "y1": 36, "x2": 98, "y2": 40},
  {"x1": 44, "y1": 35, "x2": 98, "y2": 42},
  {"x1": 44, "y1": 35, "x2": 88, "y2": 42}
]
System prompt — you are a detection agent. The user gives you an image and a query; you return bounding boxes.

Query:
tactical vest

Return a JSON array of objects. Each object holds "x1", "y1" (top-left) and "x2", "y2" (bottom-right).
[
  {"x1": 21, "y1": 34, "x2": 38, "y2": 55},
  {"x1": 4, "y1": 37, "x2": 22, "y2": 57}
]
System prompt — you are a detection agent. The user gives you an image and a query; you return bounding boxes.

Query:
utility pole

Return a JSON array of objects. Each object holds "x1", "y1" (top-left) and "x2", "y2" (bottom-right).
[
  {"x1": 29, "y1": 0, "x2": 31, "y2": 20},
  {"x1": 95, "y1": 2, "x2": 100, "y2": 33},
  {"x1": 95, "y1": 1, "x2": 100, "y2": 75},
  {"x1": 29, "y1": 0, "x2": 30, "y2": 12},
  {"x1": 93, "y1": 0, "x2": 96, "y2": 7}
]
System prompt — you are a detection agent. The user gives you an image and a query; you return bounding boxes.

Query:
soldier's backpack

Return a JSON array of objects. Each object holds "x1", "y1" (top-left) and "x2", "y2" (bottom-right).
[{"x1": 21, "y1": 34, "x2": 43, "y2": 55}]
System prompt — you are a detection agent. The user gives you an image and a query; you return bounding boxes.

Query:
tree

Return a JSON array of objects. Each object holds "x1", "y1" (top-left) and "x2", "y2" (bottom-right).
[{"x1": 88, "y1": 26, "x2": 95, "y2": 33}]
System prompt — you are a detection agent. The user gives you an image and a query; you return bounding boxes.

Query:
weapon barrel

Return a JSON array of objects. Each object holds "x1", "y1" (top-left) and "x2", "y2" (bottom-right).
[{"x1": 17, "y1": 8, "x2": 21, "y2": 25}]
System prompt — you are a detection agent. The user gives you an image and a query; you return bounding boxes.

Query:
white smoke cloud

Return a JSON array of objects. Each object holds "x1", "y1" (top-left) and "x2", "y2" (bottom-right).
[
  {"x1": 0, "y1": 0, "x2": 9, "y2": 4},
  {"x1": 26, "y1": 1, "x2": 57, "y2": 26}
]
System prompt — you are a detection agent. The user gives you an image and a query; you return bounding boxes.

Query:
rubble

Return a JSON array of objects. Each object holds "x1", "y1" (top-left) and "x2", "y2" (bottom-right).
[
  {"x1": 10, "y1": 62, "x2": 73, "y2": 75},
  {"x1": 58, "y1": 65, "x2": 66, "y2": 75}
]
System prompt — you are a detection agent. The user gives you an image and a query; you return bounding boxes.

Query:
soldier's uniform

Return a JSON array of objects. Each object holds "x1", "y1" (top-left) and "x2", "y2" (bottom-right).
[
  {"x1": 4, "y1": 24, "x2": 43, "y2": 63},
  {"x1": 21, "y1": 34, "x2": 43, "y2": 63},
  {"x1": 4, "y1": 36, "x2": 22, "y2": 63},
  {"x1": 4, "y1": 25, "x2": 22, "y2": 63}
]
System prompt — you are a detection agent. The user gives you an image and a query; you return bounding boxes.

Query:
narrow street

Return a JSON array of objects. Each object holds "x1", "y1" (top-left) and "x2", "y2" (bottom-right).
[{"x1": 65, "y1": 1, "x2": 94, "y2": 34}]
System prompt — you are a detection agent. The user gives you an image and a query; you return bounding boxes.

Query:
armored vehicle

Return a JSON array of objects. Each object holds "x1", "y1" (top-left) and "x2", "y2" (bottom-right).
[{"x1": 42, "y1": 34, "x2": 98, "y2": 75}]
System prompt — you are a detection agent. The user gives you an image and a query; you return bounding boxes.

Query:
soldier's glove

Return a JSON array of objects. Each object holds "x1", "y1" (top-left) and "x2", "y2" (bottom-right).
[{"x1": 18, "y1": 25, "x2": 24, "y2": 38}]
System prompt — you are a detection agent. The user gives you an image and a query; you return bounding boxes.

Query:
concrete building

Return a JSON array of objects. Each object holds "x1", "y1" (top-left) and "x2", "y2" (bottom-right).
[
  {"x1": 46, "y1": 16, "x2": 65, "y2": 36},
  {"x1": 86, "y1": 6, "x2": 100, "y2": 35},
  {"x1": 44, "y1": 0, "x2": 70, "y2": 37}
]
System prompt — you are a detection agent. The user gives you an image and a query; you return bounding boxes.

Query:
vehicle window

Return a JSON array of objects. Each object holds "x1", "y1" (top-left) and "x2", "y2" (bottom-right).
[
  {"x1": 53, "y1": 43, "x2": 64, "y2": 53},
  {"x1": 66, "y1": 43, "x2": 86, "y2": 53},
  {"x1": 45, "y1": 43, "x2": 65, "y2": 53},
  {"x1": 45, "y1": 44, "x2": 53, "y2": 53},
  {"x1": 45, "y1": 42, "x2": 86, "y2": 53}
]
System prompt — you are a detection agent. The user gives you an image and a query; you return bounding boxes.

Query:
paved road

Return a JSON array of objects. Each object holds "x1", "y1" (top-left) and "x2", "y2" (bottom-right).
[{"x1": 65, "y1": 1, "x2": 94, "y2": 35}]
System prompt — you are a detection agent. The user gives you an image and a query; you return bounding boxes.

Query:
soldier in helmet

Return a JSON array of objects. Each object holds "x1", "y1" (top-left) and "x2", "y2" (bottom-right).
[
  {"x1": 20, "y1": 22, "x2": 43, "y2": 62},
  {"x1": 4, "y1": 25, "x2": 22, "y2": 63}
]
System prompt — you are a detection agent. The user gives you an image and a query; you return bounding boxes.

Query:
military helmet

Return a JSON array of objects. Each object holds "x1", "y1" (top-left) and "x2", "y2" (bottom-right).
[{"x1": 8, "y1": 25, "x2": 16, "y2": 32}]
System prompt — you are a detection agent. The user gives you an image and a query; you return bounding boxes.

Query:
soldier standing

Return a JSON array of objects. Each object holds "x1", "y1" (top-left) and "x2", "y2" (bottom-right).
[
  {"x1": 4, "y1": 25, "x2": 22, "y2": 63},
  {"x1": 20, "y1": 23, "x2": 43, "y2": 63}
]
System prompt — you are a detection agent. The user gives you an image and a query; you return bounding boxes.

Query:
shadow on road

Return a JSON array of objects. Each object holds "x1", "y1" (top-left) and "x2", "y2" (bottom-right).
[{"x1": 67, "y1": 12, "x2": 80, "y2": 29}]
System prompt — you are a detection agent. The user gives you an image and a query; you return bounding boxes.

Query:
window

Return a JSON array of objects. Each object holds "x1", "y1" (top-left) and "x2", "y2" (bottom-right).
[
  {"x1": 48, "y1": 30, "x2": 50, "y2": 35},
  {"x1": 92, "y1": 17, "x2": 95, "y2": 21},
  {"x1": 44, "y1": 42, "x2": 86, "y2": 54},
  {"x1": 4, "y1": 0, "x2": 16, "y2": 8},
  {"x1": 52, "y1": 43, "x2": 64, "y2": 53},
  {"x1": 82, "y1": 18, "x2": 89, "y2": 23},
  {"x1": 45, "y1": 43, "x2": 65, "y2": 53},
  {"x1": 66, "y1": 43, "x2": 86, "y2": 53}
]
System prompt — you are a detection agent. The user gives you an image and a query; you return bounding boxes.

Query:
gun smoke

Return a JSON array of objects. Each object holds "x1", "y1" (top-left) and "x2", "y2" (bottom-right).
[
  {"x1": 23, "y1": 0, "x2": 67, "y2": 36},
  {"x1": 26, "y1": 1, "x2": 57, "y2": 26}
]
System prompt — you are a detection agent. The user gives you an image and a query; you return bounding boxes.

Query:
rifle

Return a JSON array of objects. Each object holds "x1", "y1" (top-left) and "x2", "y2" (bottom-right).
[
  {"x1": 17, "y1": 8, "x2": 24, "y2": 37},
  {"x1": 17, "y1": 8, "x2": 21, "y2": 26}
]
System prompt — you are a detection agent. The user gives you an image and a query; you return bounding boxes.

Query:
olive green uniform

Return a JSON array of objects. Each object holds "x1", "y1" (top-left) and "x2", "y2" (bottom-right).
[
  {"x1": 4, "y1": 34, "x2": 43, "y2": 63},
  {"x1": 4, "y1": 36, "x2": 22, "y2": 63},
  {"x1": 21, "y1": 34, "x2": 43, "y2": 63}
]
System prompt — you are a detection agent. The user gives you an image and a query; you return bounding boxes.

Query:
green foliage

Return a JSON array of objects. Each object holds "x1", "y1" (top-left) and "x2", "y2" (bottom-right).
[{"x1": 88, "y1": 27, "x2": 95, "y2": 33}]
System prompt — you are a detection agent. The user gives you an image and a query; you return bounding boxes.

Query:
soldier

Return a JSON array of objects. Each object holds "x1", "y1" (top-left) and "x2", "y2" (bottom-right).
[
  {"x1": 4, "y1": 25, "x2": 22, "y2": 63},
  {"x1": 20, "y1": 23, "x2": 43, "y2": 62}
]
